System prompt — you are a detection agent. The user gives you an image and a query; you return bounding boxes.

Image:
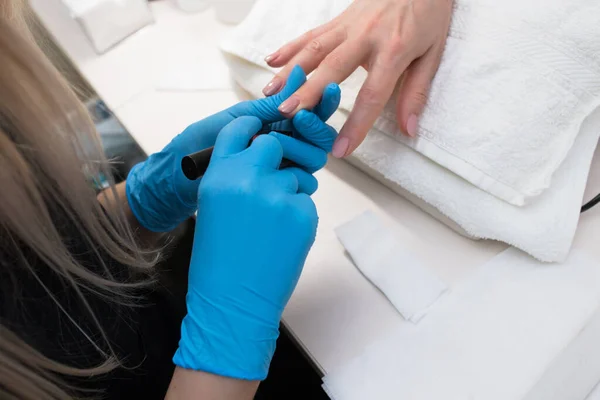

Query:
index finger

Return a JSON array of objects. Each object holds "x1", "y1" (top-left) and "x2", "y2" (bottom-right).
[
  {"x1": 263, "y1": 28, "x2": 347, "y2": 97},
  {"x1": 265, "y1": 22, "x2": 338, "y2": 68},
  {"x1": 277, "y1": 40, "x2": 369, "y2": 118},
  {"x1": 229, "y1": 65, "x2": 308, "y2": 122},
  {"x1": 333, "y1": 63, "x2": 405, "y2": 158}
]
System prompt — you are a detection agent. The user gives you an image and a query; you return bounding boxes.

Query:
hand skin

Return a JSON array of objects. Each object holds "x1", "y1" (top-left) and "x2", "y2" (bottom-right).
[
  {"x1": 165, "y1": 368, "x2": 259, "y2": 400},
  {"x1": 263, "y1": 0, "x2": 454, "y2": 158}
]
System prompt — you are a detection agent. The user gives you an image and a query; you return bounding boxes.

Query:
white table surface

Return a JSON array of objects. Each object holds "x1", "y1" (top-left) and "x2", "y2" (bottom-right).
[{"x1": 33, "y1": 0, "x2": 600, "y2": 378}]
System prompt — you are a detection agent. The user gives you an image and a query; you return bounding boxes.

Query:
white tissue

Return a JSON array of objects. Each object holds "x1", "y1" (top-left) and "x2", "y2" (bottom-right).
[
  {"x1": 323, "y1": 248, "x2": 600, "y2": 400},
  {"x1": 335, "y1": 211, "x2": 447, "y2": 323}
]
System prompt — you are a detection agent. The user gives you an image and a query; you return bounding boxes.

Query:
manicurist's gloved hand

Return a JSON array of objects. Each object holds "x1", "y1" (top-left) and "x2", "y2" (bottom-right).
[
  {"x1": 125, "y1": 66, "x2": 340, "y2": 232},
  {"x1": 173, "y1": 113, "x2": 335, "y2": 380},
  {"x1": 268, "y1": 83, "x2": 340, "y2": 154}
]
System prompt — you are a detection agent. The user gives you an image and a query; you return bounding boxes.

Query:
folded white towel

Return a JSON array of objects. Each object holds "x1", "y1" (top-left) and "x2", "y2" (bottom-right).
[
  {"x1": 322, "y1": 248, "x2": 600, "y2": 400},
  {"x1": 221, "y1": 0, "x2": 600, "y2": 261},
  {"x1": 347, "y1": 111, "x2": 600, "y2": 262}
]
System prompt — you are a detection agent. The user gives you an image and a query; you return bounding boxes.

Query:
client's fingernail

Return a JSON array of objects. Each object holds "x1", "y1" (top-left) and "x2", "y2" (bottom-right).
[
  {"x1": 263, "y1": 77, "x2": 283, "y2": 96},
  {"x1": 264, "y1": 52, "x2": 280, "y2": 65},
  {"x1": 332, "y1": 137, "x2": 349, "y2": 158},
  {"x1": 278, "y1": 96, "x2": 300, "y2": 114},
  {"x1": 407, "y1": 114, "x2": 419, "y2": 137}
]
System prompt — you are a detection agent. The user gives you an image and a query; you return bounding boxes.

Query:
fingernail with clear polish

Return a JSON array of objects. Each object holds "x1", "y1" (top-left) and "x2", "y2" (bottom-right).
[
  {"x1": 278, "y1": 96, "x2": 300, "y2": 115},
  {"x1": 264, "y1": 52, "x2": 280, "y2": 65},
  {"x1": 332, "y1": 137, "x2": 349, "y2": 158},
  {"x1": 407, "y1": 114, "x2": 419, "y2": 137},
  {"x1": 263, "y1": 77, "x2": 283, "y2": 96}
]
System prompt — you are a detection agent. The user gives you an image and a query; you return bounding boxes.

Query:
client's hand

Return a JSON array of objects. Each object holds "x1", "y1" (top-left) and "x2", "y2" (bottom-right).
[
  {"x1": 263, "y1": 0, "x2": 454, "y2": 157},
  {"x1": 125, "y1": 66, "x2": 339, "y2": 232}
]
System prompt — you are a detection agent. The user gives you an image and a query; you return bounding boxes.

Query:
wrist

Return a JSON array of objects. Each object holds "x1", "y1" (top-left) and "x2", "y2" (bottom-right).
[
  {"x1": 173, "y1": 290, "x2": 280, "y2": 381},
  {"x1": 166, "y1": 368, "x2": 259, "y2": 400}
]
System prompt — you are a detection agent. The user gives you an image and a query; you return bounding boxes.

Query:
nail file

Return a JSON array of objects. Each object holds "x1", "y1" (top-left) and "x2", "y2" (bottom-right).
[{"x1": 181, "y1": 128, "x2": 295, "y2": 181}]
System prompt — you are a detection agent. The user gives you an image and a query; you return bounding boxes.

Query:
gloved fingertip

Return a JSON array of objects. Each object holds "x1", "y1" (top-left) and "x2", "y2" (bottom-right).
[
  {"x1": 291, "y1": 64, "x2": 306, "y2": 77},
  {"x1": 280, "y1": 66, "x2": 307, "y2": 95},
  {"x1": 315, "y1": 84, "x2": 341, "y2": 122},
  {"x1": 305, "y1": 179, "x2": 318, "y2": 196},
  {"x1": 288, "y1": 167, "x2": 319, "y2": 195},
  {"x1": 229, "y1": 116, "x2": 263, "y2": 137},
  {"x1": 325, "y1": 83, "x2": 341, "y2": 98},
  {"x1": 293, "y1": 109, "x2": 320, "y2": 128},
  {"x1": 329, "y1": 86, "x2": 341, "y2": 105},
  {"x1": 258, "y1": 131, "x2": 283, "y2": 145}
]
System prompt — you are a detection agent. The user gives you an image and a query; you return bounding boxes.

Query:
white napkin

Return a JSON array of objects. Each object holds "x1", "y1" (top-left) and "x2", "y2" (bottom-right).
[
  {"x1": 220, "y1": 0, "x2": 600, "y2": 262},
  {"x1": 335, "y1": 211, "x2": 448, "y2": 323},
  {"x1": 587, "y1": 384, "x2": 600, "y2": 400},
  {"x1": 322, "y1": 247, "x2": 600, "y2": 400}
]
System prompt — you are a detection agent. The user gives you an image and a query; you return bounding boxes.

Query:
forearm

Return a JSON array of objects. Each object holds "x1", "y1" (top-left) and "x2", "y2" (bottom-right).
[
  {"x1": 165, "y1": 368, "x2": 259, "y2": 400},
  {"x1": 97, "y1": 181, "x2": 164, "y2": 246}
]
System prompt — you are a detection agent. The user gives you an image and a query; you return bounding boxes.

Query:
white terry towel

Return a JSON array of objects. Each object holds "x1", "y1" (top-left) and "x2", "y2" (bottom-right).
[
  {"x1": 349, "y1": 109, "x2": 600, "y2": 263},
  {"x1": 221, "y1": 0, "x2": 600, "y2": 262}
]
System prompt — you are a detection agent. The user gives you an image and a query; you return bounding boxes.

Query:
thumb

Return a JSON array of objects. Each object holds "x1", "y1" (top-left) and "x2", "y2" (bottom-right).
[{"x1": 396, "y1": 46, "x2": 443, "y2": 137}]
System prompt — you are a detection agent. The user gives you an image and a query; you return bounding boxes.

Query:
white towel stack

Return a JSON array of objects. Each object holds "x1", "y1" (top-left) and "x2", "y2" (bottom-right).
[{"x1": 221, "y1": 0, "x2": 600, "y2": 262}]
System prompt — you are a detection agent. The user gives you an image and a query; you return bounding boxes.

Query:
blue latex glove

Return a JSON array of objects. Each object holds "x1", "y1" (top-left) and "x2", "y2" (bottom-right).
[
  {"x1": 126, "y1": 66, "x2": 339, "y2": 232},
  {"x1": 268, "y1": 83, "x2": 340, "y2": 153},
  {"x1": 173, "y1": 114, "x2": 335, "y2": 380}
]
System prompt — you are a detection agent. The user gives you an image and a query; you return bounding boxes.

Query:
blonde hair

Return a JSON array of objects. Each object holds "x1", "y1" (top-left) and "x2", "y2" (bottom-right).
[{"x1": 0, "y1": 1, "x2": 157, "y2": 398}]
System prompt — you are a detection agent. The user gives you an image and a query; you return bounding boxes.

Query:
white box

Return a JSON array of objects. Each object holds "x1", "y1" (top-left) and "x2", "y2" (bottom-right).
[
  {"x1": 173, "y1": 0, "x2": 210, "y2": 13},
  {"x1": 210, "y1": 0, "x2": 256, "y2": 25},
  {"x1": 62, "y1": 0, "x2": 154, "y2": 54}
]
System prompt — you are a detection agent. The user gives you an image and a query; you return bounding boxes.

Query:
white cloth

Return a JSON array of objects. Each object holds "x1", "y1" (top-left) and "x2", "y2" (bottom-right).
[
  {"x1": 222, "y1": 0, "x2": 600, "y2": 206},
  {"x1": 587, "y1": 383, "x2": 600, "y2": 400},
  {"x1": 348, "y1": 108, "x2": 600, "y2": 262},
  {"x1": 220, "y1": 0, "x2": 600, "y2": 262},
  {"x1": 335, "y1": 211, "x2": 448, "y2": 323},
  {"x1": 322, "y1": 248, "x2": 600, "y2": 400}
]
